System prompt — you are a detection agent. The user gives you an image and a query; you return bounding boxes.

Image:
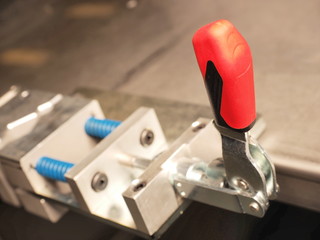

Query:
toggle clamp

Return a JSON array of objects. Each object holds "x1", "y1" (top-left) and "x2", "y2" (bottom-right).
[
  {"x1": 0, "y1": 19, "x2": 279, "y2": 238},
  {"x1": 175, "y1": 19, "x2": 278, "y2": 216}
]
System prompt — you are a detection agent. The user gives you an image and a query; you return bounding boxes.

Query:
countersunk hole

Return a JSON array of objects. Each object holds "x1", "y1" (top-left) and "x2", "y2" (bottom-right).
[
  {"x1": 132, "y1": 180, "x2": 147, "y2": 192},
  {"x1": 192, "y1": 121, "x2": 206, "y2": 132}
]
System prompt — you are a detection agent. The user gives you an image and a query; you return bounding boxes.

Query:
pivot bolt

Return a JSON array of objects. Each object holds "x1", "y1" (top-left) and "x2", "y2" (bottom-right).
[
  {"x1": 249, "y1": 202, "x2": 260, "y2": 213},
  {"x1": 236, "y1": 178, "x2": 249, "y2": 190}
]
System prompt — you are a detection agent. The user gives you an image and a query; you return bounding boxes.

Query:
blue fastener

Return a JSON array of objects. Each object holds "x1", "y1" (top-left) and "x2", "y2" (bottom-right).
[
  {"x1": 85, "y1": 117, "x2": 121, "y2": 139},
  {"x1": 35, "y1": 157, "x2": 74, "y2": 182}
]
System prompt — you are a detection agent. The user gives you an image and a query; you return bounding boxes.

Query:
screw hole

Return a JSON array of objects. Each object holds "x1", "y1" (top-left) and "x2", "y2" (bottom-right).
[
  {"x1": 140, "y1": 129, "x2": 154, "y2": 147},
  {"x1": 91, "y1": 172, "x2": 108, "y2": 192},
  {"x1": 132, "y1": 180, "x2": 147, "y2": 192},
  {"x1": 192, "y1": 121, "x2": 206, "y2": 132}
]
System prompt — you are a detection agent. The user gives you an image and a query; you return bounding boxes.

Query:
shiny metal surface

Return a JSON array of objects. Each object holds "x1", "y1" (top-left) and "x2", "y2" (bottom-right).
[
  {"x1": 15, "y1": 189, "x2": 68, "y2": 223},
  {"x1": 0, "y1": 88, "x2": 106, "y2": 221},
  {"x1": 123, "y1": 115, "x2": 273, "y2": 235},
  {"x1": 0, "y1": 162, "x2": 20, "y2": 207},
  {"x1": 66, "y1": 107, "x2": 168, "y2": 229},
  {"x1": 173, "y1": 177, "x2": 265, "y2": 217},
  {"x1": 0, "y1": 88, "x2": 94, "y2": 162},
  {"x1": 122, "y1": 118, "x2": 213, "y2": 235},
  {"x1": 170, "y1": 119, "x2": 275, "y2": 217},
  {"x1": 12, "y1": 100, "x2": 104, "y2": 204},
  {"x1": 83, "y1": 89, "x2": 320, "y2": 213},
  {"x1": 1, "y1": 87, "x2": 317, "y2": 239}
]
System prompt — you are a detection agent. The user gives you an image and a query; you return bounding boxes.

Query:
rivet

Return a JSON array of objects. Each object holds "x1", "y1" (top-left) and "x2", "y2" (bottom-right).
[
  {"x1": 249, "y1": 202, "x2": 260, "y2": 212},
  {"x1": 236, "y1": 179, "x2": 249, "y2": 190}
]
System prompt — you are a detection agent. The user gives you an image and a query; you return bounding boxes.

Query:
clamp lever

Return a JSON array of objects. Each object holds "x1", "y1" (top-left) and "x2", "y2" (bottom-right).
[{"x1": 192, "y1": 19, "x2": 278, "y2": 214}]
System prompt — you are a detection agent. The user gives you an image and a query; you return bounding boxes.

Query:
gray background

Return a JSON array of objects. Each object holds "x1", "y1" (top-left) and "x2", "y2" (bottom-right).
[{"x1": 1, "y1": 0, "x2": 320, "y2": 165}]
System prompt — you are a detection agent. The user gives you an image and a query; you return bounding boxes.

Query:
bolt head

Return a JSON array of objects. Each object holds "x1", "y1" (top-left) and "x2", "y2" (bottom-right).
[
  {"x1": 91, "y1": 172, "x2": 108, "y2": 192},
  {"x1": 140, "y1": 129, "x2": 154, "y2": 147},
  {"x1": 236, "y1": 179, "x2": 249, "y2": 190},
  {"x1": 249, "y1": 202, "x2": 260, "y2": 213}
]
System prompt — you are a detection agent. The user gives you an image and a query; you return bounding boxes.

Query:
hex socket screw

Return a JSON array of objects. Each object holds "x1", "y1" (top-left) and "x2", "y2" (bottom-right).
[
  {"x1": 140, "y1": 129, "x2": 154, "y2": 147},
  {"x1": 91, "y1": 172, "x2": 108, "y2": 192}
]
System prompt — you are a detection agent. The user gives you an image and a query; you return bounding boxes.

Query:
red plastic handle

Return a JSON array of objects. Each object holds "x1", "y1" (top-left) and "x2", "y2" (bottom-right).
[{"x1": 192, "y1": 19, "x2": 256, "y2": 131}]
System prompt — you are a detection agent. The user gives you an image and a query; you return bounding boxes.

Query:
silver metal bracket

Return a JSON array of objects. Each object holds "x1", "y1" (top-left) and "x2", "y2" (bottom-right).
[
  {"x1": 66, "y1": 107, "x2": 168, "y2": 228},
  {"x1": 123, "y1": 116, "x2": 278, "y2": 235}
]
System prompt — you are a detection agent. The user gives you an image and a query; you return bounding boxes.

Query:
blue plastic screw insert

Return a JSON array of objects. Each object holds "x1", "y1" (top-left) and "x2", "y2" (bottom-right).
[
  {"x1": 35, "y1": 118, "x2": 120, "y2": 181},
  {"x1": 35, "y1": 157, "x2": 74, "y2": 182},
  {"x1": 85, "y1": 117, "x2": 121, "y2": 139}
]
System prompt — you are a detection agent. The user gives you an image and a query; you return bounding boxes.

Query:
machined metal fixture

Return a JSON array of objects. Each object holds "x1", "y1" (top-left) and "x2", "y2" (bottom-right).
[
  {"x1": 123, "y1": 115, "x2": 275, "y2": 235},
  {"x1": 0, "y1": 19, "x2": 279, "y2": 239},
  {"x1": 0, "y1": 88, "x2": 168, "y2": 229},
  {"x1": 0, "y1": 86, "x2": 277, "y2": 238}
]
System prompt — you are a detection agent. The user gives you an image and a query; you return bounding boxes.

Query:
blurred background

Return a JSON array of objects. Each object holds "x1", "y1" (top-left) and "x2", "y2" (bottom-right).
[
  {"x1": 1, "y1": 0, "x2": 319, "y2": 105},
  {"x1": 1, "y1": 0, "x2": 320, "y2": 239}
]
